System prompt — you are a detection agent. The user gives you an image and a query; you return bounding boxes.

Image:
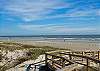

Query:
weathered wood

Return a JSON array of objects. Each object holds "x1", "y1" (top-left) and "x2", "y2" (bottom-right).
[
  {"x1": 82, "y1": 52, "x2": 84, "y2": 61},
  {"x1": 45, "y1": 53, "x2": 47, "y2": 65},
  {"x1": 34, "y1": 65, "x2": 36, "y2": 71},
  {"x1": 59, "y1": 52, "x2": 100, "y2": 63},
  {"x1": 53, "y1": 63, "x2": 62, "y2": 69},
  {"x1": 47, "y1": 59, "x2": 62, "y2": 66},
  {"x1": 69, "y1": 54, "x2": 72, "y2": 60},
  {"x1": 62, "y1": 58, "x2": 65, "y2": 67},
  {"x1": 92, "y1": 52, "x2": 95, "y2": 57},
  {"x1": 52, "y1": 56, "x2": 54, "y2": 66},
  {"x1": 45, "y1": 53, "x2": 74, "y2": 70},
  {"x1": 86, "y1": 59, "x2": 89, "y2": 71},
  {"x1": 29, "y1": 60, "x2": 45, "y2": 66},
  {"x1": 45, "y1": 53, "x2": 74, "y2": 64},
  {"x1": 45, "y1": 51, "x2": 100, "y2": 70},
  {"x1": 98, "y1": 51, "x2": 99, "y2": 60}
]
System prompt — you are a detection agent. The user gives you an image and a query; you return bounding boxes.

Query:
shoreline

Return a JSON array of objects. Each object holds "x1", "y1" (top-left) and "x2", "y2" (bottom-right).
[{"x1": 0, "y1": 39, "x2": 100, "y2": 51}]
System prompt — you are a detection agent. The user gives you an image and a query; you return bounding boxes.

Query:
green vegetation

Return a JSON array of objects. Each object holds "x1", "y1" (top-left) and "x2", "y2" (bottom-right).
[
  {"x1": 0, "y1": 41, "x2": 65, "y2": 71},
  {"x1": 82, "y1": 66, "x2": 98, "y2": 71},
  {"x1": 0, "y1": 42, "x2": 98, "y2": 71},
  {"x1": 72, "y1": 66, "x2": 98, "y2": 71},
  {"x1": 0, "y1": 53, "x2": 2, "y2": 61},
  {"x1": 0, "y1": 66, "x2": 8, "y2": 71},
  {"x1": 0, "y1": 42, "x2": 65, "y2": 60}
]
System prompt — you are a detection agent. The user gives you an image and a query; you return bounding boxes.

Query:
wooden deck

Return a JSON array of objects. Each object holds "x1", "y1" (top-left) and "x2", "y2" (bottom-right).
[
  {"x1": 46, "y1": 51, "x2": 100, "y2": 71},
  {"x1": 27, "y1": 50, "x2": 100, "y2": 71}
]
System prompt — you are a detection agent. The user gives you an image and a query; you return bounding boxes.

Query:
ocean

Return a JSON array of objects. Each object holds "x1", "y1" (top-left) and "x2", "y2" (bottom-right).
[
  {"x1": 0, "y1": 35, "x2": 100, "y2": 41},
  {"x1": 0, "y1": 35, "x2": 100, "y2": 51}
]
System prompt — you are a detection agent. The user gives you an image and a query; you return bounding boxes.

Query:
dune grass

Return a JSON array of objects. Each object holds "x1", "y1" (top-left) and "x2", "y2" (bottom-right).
[
  {"x1": 0, "y1": 41, "x2": 66, "y2": 71},
  {"x1": 0, "y1": 42, "x2": 66, "y2": 59}
]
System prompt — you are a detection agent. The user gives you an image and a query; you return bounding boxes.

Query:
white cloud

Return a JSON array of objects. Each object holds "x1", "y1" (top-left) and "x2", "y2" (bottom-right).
[
  {"x1": 2, "y1": 0, "x2": 100, "y2": 22},
  {"x1": 56, "y1": 27, "x2": 97, "y2": 32},
  {"x1": 19, "y1": 24, "x2": 98, "y2": 33},
  {"x1": 65, "y1": 8, "x2": 100, "y2": 17},
  {"x1": 3, "y1": 0, "x2": 71, "y2": 21}
]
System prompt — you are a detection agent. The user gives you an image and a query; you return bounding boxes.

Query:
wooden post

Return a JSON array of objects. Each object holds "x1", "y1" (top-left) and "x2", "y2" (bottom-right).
[
  {"x1": 69, "y1": 55, "x2": 72, "y2": 60},
  {"x1": 86, "y1": 59, "x2": 89, "y2": 71},
  {"x1": 82, "y1": 52, "x2": 84, "y2": 61},
  {"x1": 52, "y1": 56, "x2": 54, "y2": 66},
  {"x1": 45, "y1": 53, "x2": 47, "y2": 65},
  {"x1": 92, "y1": 52, "x2": 94, "y2": 57},
  {"x1": 34, "y1": 65, "x2": 36, "y2": 71},
  {"x1": 45, "y1": 53, "x2": 48, "y2": 71},
  {"x1": 72, "y1": 52, "x2": 74, "y2": 60},
  {"x1": 98, "y1": 51, "x2": 99, "y2": 60},
  {"x1": 62, "y1": 58, "x2": 65, "y2": 68}
]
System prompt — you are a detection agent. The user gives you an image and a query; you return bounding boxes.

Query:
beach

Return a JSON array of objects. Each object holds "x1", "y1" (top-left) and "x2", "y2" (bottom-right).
[
  {"x1": 13, "y1": 41, "x2": 100, "y2": 51},
  {"x1": 1, "y1": 37, "x2": 100, "y2": 51},
  {"x1": 0, "y1": 36, "x2": 100, "y2": 71}
]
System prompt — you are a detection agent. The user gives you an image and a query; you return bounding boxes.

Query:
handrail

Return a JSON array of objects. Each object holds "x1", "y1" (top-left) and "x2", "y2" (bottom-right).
[
  {"x1": 45, "y1": 53, "x2": 74, "y2": 64},
  {"x1": 59, "y1": 52, "x2": 100, "y2": 63},
  {"x1": 26, "y1": 51, "x2": 100, "y2": 71}
]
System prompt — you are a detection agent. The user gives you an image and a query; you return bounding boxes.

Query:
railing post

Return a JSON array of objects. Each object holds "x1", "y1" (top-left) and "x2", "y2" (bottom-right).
[
  {"x1": 62, "y1": 58, "x2": 65, "y2": 68},
  {"x1": 69, "y1": 54, "x2": 72, "y2": 60},
  {"x1": 45, "y1": 53, "x2": 48, "y2": 71},
  {"x1": 98, "y1": 51, "x2": 99, "y2": 60},
  {"x1": 34, "y1": 65, "x2": 36, "y2": 71},
  {"x1": 82, "y1": 52, "x2": 84, "y2": 61},
  {"x1": 52, "y1": 56, "x2": 54, "y2": 66},
  {"x1": 69, "y1": 52, "x2": 72, "y2": 60},
  {"x1": 92, "y1": 52, "x2": 94, "y2": 57},
  {"x1": 45, "y1": 53, "x2": 47, "y2": 65},
  {"x1": 72, "y1": 52, "x2": 74, "y2": 60},
  {"x1": 86, "y1": 59, "x2": 89, "y2": 71}
]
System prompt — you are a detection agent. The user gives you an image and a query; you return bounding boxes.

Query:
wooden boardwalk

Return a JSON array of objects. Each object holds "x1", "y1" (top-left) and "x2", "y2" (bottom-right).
[
  {"x1": 45, "y1": 51, "x2": 100, "y2": 71},
  {"x1": 27, "y1": 50, "x2": 100, "y2": 71}
]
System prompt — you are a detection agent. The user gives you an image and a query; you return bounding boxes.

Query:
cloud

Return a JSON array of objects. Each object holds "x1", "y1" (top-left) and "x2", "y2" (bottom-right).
[
  {"x1": 19, "y1": 24, "x2": 99, "y2": 33},
  {"x1": 65, "y1": 8, "x2": 100, "y2": 17},
  {"x1": 1, "y1": 0, "x2": 100, "y2": 22},
  {"x1": 0, "y1": 0, "x2": 100, "y2": 35},
  {"x1": 2, "y1": 0, "x2": 71, "y2": 21}
]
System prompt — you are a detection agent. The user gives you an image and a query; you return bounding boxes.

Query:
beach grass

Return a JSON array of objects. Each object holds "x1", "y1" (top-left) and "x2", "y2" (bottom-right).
[{"x1": 0, "y1": 41, "x2": 66, "y2": 71}]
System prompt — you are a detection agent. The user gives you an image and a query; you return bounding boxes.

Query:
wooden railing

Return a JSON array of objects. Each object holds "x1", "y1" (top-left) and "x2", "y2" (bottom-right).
[
  {"x1": 45, "y1": 53, "x2": 74, "y2": 70},
  {"x1": 59, "y1": 51, "x2": 100, "y2": 71},
  {"x1": 27, "y1": 51, "x2": 100, "y2": 71}
]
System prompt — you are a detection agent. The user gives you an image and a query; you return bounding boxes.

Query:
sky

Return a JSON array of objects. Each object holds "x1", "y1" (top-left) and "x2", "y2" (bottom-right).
[{"x1": 0, "y1": 0, "x2": 100, "y2": 35}]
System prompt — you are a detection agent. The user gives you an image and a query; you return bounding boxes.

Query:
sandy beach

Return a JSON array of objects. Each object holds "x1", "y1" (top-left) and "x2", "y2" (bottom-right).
[
  {"x1": 1, "y1": 39, "x2": 100, "y2": 51},
  {"x1": 0, "y1": 38, "x2": 100, "y2": 71}
]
